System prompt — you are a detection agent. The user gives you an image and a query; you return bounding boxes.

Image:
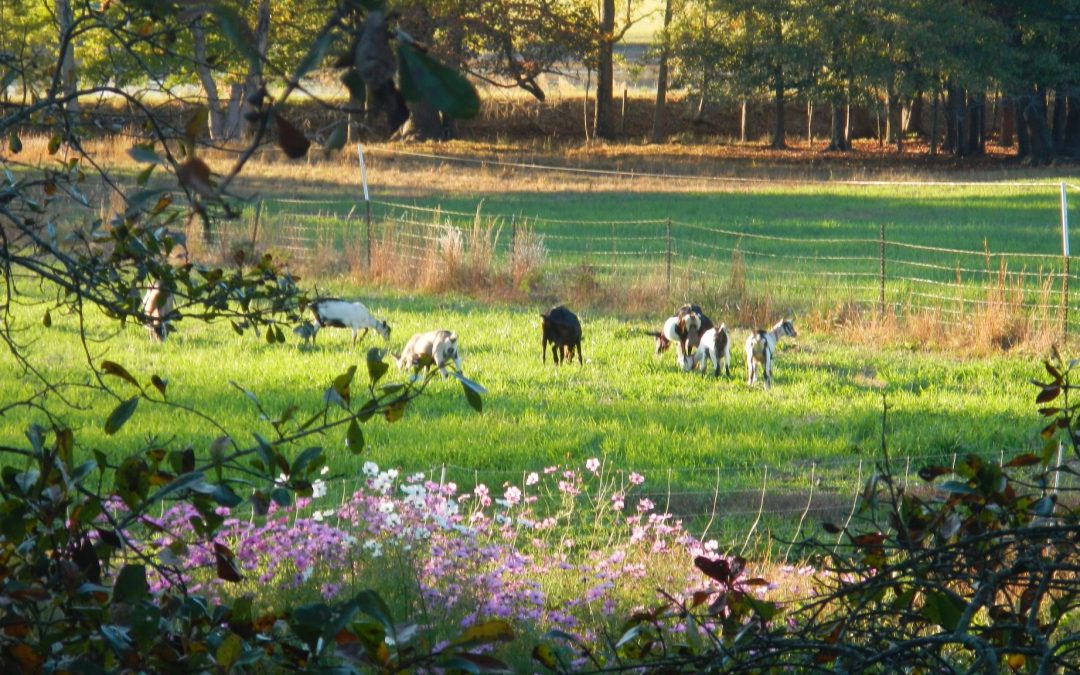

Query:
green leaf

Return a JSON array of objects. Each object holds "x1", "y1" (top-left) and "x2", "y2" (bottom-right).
[
  {"x1": 42, "y1": 309, "x2": 51, "y2": 327},
  {"x1": 210, "y1": 5, "x2": 258, "y2": 67},
  {"x1": 920, "y1": 589, "x2": 966, "y2": 631},
  {"x1": 341, "y1": 69, "x2": 366, "y2": 102},
  {"x1": 323, "y1": 123, "x2": 347, "y2": 154},
  {"x1": 8, "y1": 132, "x2": 21, "y2": 154},
  {"x1": 113, "y1": 564, "x2": 148, "y2": 603},
  {"x1": 397, "y1": 43, "x2": 480, "y2": 119},
  {"x1": 0, "y1": 68, "x2": 17, "y2": 90},
  {"x1": 367, "y1": 348, "x2": 389, "y2": 384},
  {"x1": 47, "y1": 134, "x2": 62, "y2": 155},
  {"x1": 294, "y1": 32, "x2": 334, "y2": 81},
  {"x1": 454, "y1": 373, "x2": 486, "y2": 413},
  {"x1": 216, "y1": 632, "x2": 244, "y2": 670},
  {"x1": 183, "y1": 106, "x2": 208, "y2": 141},
  {"x1": 353, "y1": 590, "x2": 395, "y2": 631},
  {"x1": 437, "y1": 654, "x2": 512, "y2": 673},
  {"x1": 291, "y1": 446, "x2": 323, "y2": 476},
  {"x1": 334, "y1": 365, "x2": 358, "y2": 402},
  {"x1": 104, "y1": 397, "x2": 139, "y2": 435},
  {"x1": 136, "y1": 162, "x2": 155, "y2": 186},
  {"x1": 101, "y1": 360, "x2": 141, "y2": 390},
  {"x1": 150, "y1": 374, "x2": 167, "y2": 398},
  {"x1": 346, "y1": 419, "x2": 364, "y2": 455},
  {"x1": 456, "y1": 620, "x2": 514, "y2": 647},
  {"x1": 127, "y1": 143, "x2": 162, "y2": 164}
]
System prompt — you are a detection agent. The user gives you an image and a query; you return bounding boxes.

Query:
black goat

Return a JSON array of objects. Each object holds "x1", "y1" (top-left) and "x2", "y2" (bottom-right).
[{"x1": 541, "y1": 305, "x2": 583, "y2": 365}]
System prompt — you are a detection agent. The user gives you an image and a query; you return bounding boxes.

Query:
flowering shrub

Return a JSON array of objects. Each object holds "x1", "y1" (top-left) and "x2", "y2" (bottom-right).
[{"x1": 145, "y1": 456, "x2": 740, "y2": 652}]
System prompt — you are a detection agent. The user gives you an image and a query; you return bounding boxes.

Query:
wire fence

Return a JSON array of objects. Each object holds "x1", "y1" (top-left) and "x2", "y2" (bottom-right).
[
  {"x1": 207, "y1": 157, "x2": 1080, "y2": 526},
  {"x1": 230, "y1": 185, "x2": 1079, "y2": 343}
]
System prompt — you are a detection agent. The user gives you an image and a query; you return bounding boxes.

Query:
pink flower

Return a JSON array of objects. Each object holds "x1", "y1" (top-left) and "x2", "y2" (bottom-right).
[
  {"x1": 629, "y1": 472, "x2": 645, "y2": 486},
  {"x1": 585, "y1": 458, "x2": 600, "y2": 474},
  {"x1": 525, "y1": 472, "x2": 539, "y2": 486},
  {"x1": 503, "y1": 485, "x2": 522, "y2": 507},
  {"x1": 637, "y1": 498, "x2": 655, "y2": 513}
]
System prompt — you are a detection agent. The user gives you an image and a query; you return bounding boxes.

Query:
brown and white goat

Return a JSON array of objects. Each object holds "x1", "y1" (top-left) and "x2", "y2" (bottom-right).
[
  {"x1": 692, "y1": 324, "x2": 732, "y2": 377},
  {"x1": 745, "y1": 319, "x2": 797, "y2": 389},
  {"x1": 397, "y1": 330, "x2": 462, "y2": 378},
  {"x1": 652, "y1": 304, "x2": 713, "y2": 365},
  {"x1": 140, "y1": 280, "x2": 174, "y2": 342}
]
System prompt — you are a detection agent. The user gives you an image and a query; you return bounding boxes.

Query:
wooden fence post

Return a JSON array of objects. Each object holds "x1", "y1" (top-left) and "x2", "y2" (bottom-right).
[
  {"x1": 1061, "y1": 183, "x2": 1071, "y2": 346},
  {"x1": 665, "y1": 218, "x2": 672, "y2": 297},
  {"x1": 879, "y1": 222, "x2": 886, "y2": 322}
]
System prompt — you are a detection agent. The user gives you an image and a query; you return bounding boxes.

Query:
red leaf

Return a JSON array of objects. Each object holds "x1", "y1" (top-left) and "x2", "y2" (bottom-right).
[
  {"x1": 694, "y1": 555, "x2": 731, "y2": 584},
  {"x1": 1036, "y1": 386, "x2": 1061, "y2": 404},
  {"x1": 274, "y1": 112, "x2": 311, "y2": 159}
]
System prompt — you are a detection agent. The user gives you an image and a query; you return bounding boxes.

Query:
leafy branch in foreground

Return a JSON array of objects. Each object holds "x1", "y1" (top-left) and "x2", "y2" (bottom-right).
[{"x1": 0, "y1": 349, "x2": 492, "y2": 673}]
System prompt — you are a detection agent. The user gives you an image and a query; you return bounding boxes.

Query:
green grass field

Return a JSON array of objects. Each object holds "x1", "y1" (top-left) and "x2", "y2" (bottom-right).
[{"x1": 0, "y1": 285, "x2": 1047, "y2": 549}]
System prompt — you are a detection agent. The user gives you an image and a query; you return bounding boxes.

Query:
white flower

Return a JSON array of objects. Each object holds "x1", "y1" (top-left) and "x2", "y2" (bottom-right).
[
  {"x1": 362, "y1": 461, "x2": 379, "y2": 477},
  {"x1": 320, "y1": 465, "x2": 330, "y2": 475},
  {"x1": 363, "y1": 540, "x2": 383, "y2": 558},
  {"x1": 586, "y1": 458, "x2": 600, "y2": 474},
  {"x1": 525, "y1": 472, "x2": 539, "y2": 486},
  {"x1": 312, "y1": 479, "x2": 327, "y2": 499},
  {"x1": 313, "y1": 511, "x2": 324, "y2": 522}
]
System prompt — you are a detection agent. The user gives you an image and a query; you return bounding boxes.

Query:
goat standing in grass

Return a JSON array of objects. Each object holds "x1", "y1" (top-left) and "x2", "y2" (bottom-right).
[
  {"x1": 141, "y1": 280, "x2": 175, "y2": 342},
  {"x1": 692, "y1": 324, "x2": 732, "y2": 377},
  {"x1": 745, "y1": 318, "x2": 797, "y2": 389},
  {"x1": 397, "y1": 330, "x2": 462, "y2": 378},
  {"x1": 541, "y1": 305, "x2": 583, "y2": 365},
  {"x1": 653, "y1": 304, "x2": 713, "y2": 366},
  {"x1": 309, "y1": 299, "x2": 390, "y2": 345}
]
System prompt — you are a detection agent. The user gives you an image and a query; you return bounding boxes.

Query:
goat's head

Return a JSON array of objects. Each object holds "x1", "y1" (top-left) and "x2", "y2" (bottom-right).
[
  {"x1": 779, "y1": 319, "x2": 797, "y2": 338},
  {"x1": 375, "y1": 320, "x2": 391, "y2": 341}
]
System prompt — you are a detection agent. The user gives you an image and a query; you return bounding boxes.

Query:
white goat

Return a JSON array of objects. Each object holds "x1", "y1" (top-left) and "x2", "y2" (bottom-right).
[
  {"x1": 309, "y1": 299, "x2": 390, "y2": 345},
  {"x1": 397, "y1": 330, "x2": 462, "y2": 378},
  {"x1": 140, "y1": 280, "x2": 174, "y2": 342},
  {"x1": 655, "y1": 310, "x2": 703, "y2": 366},
  {"x1": 692, "y1": 324, "x2": 732, "y2": 377},
  {"x1": 745, "y1": 319, "x2": 797, "y2": 390}
]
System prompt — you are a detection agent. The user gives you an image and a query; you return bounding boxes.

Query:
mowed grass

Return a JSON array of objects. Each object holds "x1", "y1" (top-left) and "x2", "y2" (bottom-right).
[{"x1": 0, "y1": 286, "x2": 1046, "y2": 544}]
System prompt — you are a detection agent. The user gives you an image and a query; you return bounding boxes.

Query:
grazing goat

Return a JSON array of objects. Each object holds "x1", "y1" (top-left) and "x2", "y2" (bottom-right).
[
  {"x1": 692, "y1": 324, "x2": 732, "y2": 377},
  {"x1": 541, "y1": 305, "x2": 583, "y2": 365},
  {"x1": 745, "y1": 318, "x2": 797, "y2": 390},
  {"x1": 309, "y1": 299, "x2": 390, "y2": 345},
  {"x1": 397, "y1": 330, "x2": 462, "y2": 378},
  {"x1": 140, "y1": 280, "x2": 174, "y2": 342}
]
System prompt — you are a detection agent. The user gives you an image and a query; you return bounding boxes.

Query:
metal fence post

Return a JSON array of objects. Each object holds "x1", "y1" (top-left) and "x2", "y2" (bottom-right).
[
  {"x1": 357, "y1": 143, "x2": 372, "y2": 271},
  {"x1": 665, "y1": 218, "x2": 672, "y2": 297}
]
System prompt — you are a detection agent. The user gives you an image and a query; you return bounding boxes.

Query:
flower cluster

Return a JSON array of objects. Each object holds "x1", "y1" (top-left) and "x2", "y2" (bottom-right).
[{"x1": 140, "y1": 457, "x2": 746, "y2": 644}]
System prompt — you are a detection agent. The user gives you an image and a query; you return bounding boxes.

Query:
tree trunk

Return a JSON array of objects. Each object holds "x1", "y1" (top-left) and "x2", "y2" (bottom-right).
[
  {"x1": 399, "y1": 100, "x2": 445, "y2": 141},
  {"x1": 827, "y1": 101, "x2": 849, "y2": 151},
  {"x1": 1015, "y1": 94, "x2": 1031, "y2": 159},
  {"x1": 806, "y1": 100, "x2": 813, "y2": 148},
  {"x1": 594, "y1": 0, "x2": 616, "y2": 140},
  {"x1": 884, "y1": 90, "x2": 894, "y2": 145},
  {"x1": 1022, "y1": 87, "x2": 1055, "y2": 165},
  {"x1": 1002, "y1": 96, "x2": 1016, "y2": 148},
  {"x1": 191, "y1": 21, "x2": 227, "y2": 139},
  {"x1": 771, "y1": 65, "x2": 786, "y2": 149},
  {"x1": 650, "y1": 0, "x2": 673, "y2": 143},
  {"x1": 240, "y1": 0, "x2": 271, "y2": 139},
  {"x1": 740, "y1": 99, "x2": 747, "y2": 143},
  {"x1": 1052, "y1": 87, "x2": 1067, "y2": 154},
  {"x1": 1064, "y1": 93, "x2": 1080, "y2": 158},
  {"x1": 57, "y1": 0, "x2": 78, "y2": 114},
  {"x1": 967, "y1": 91, "x2": 984, "y2": 156},
  {"x1": 908, "y1": 92, "x2": 923, "y2": 136},
  {"x1": 930, "y1": 90, "x2": 939, "y2": 156}
]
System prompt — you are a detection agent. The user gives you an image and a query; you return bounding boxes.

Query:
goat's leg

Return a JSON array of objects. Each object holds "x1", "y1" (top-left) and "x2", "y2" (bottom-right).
[{"x1": 542, "y1": 337, "x2": 548, "y2": 363}]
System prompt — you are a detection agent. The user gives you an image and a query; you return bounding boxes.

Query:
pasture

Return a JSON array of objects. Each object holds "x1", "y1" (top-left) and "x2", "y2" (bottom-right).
[
  {"x1": 0, "y1": 286, "x2": 1045, "y2": 551},
  {"x1": 2, "y1": 140, "x2": 1072, "y2": 551}
]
